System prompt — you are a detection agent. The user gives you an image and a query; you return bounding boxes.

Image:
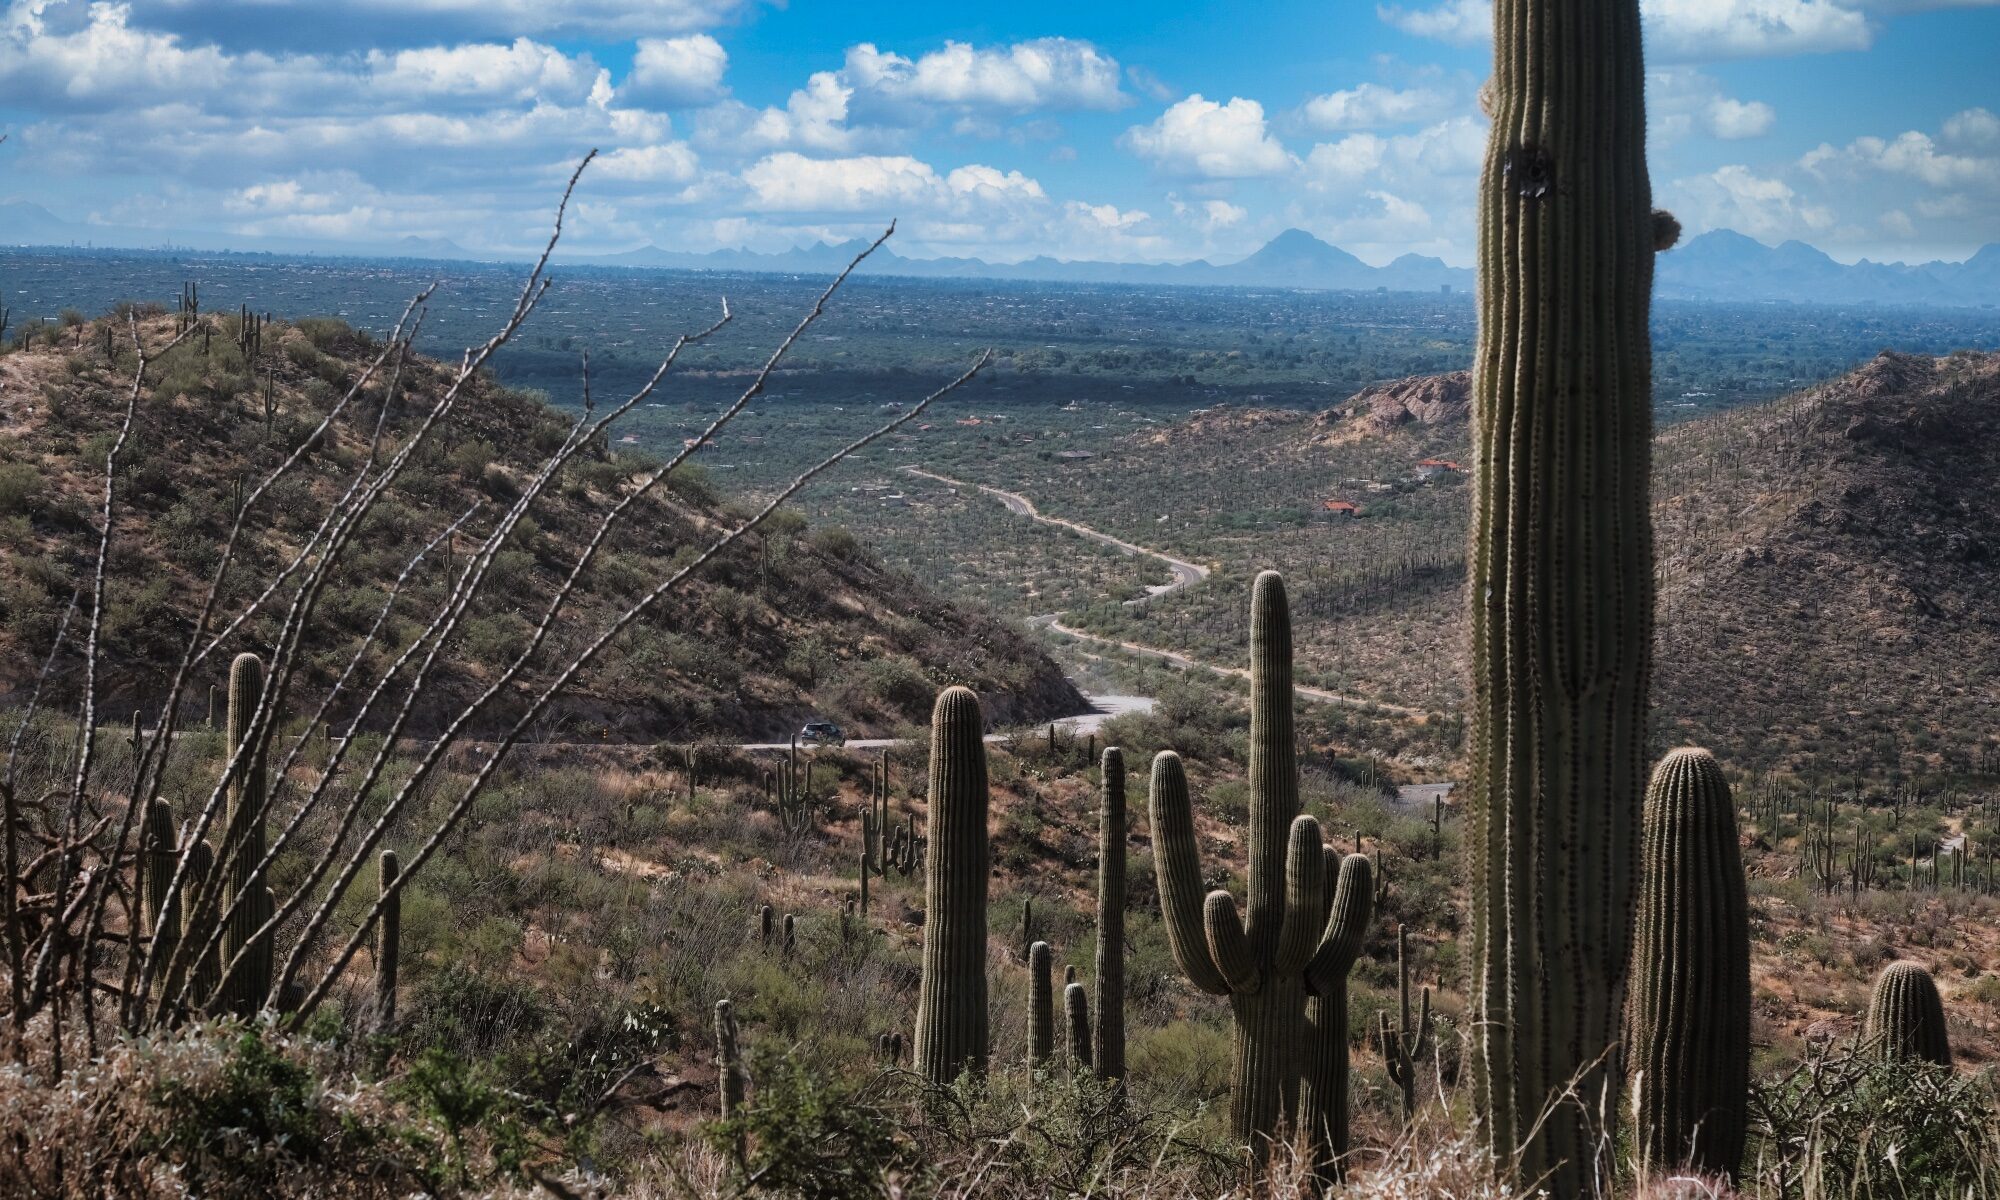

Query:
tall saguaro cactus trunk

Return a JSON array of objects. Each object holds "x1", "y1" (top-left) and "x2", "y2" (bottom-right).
[
  {"x1": 914, "y1": 686, "x2": 991, "y2": 1084},
  {"x1": 219, "y1": 652, "x2": 274, "y2": 1016},
  {"x1": 1094, "y1": 747, "x2": 1126, "y2": 1083},
  {"x1": 1629, "y1": 749, "x2": 1750, "y2": 1180},
  {"x1": 1467, "y1": 0, "x2": 1657, "y2": 1188},
  {"x1": 1151, "y1": 572, "x2": 1372, "y2": 1175}
]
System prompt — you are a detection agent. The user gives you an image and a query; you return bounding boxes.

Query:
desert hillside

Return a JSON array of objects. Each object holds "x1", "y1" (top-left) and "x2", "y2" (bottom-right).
[{"x1": 0, "y1": 309, "x2": 1082, "y2": 740}]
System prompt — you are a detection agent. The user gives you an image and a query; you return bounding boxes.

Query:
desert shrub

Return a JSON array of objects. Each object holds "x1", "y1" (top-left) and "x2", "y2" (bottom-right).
[
  {"x1": 297, "y1": 316, "x2": 353, "y2": 350},
  {"x1": 0, "y1": 461, "x2": 41, "y2": 515},
  {"x1": 1749, "y1": 1043, "x2": 2000, "y2": 1198}
]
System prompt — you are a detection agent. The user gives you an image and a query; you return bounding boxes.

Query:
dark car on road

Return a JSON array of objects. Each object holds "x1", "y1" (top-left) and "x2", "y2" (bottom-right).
[{"x1": 799, "y1": 720, "x2": 846, "y2": 747}]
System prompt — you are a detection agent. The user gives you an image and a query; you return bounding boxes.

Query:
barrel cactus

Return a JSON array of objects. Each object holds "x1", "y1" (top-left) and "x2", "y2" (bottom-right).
[
  {"x1": 1866, "y1": 962, "x2": 1951, "y2": 1066},
  {"x1": 913, "y1": 686, "x2": 990, "y2": 1084},
  {"x1": 219, "y1": 651, "x2": 273, "y2": 1016},
  {"x1": 1094, "y1": 746, "x2": 1126, "y2": 1083},
  {"x1": 1629, "y1": 748, "x2": 1750, "y2": 1179},
  {"x1": 1150, "y1": 571, "x2": 1372, "y2": 1168},
  {"x1": 1465, "y1": 0, "x2": 1659, "y2": 1184}
]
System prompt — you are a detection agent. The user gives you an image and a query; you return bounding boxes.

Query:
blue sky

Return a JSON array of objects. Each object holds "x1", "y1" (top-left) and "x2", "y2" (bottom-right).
[{"x1": 2, "y1": 0, "x2": 1995, "y2": 266}]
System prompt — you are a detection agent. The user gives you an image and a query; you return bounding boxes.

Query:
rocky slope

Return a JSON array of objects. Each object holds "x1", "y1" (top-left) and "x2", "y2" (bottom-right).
[{"x1": 0, "y1": 310, "x2": 1082, "y2": 740}]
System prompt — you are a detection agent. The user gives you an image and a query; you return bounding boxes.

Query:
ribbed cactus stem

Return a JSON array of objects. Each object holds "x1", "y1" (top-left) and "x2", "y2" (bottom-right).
[
  {"x1": 1302, "y1": 851, "x2": 1374, "y2": 1183},
  {"x1": 1630, "y1": 749, "x2": 1750, "y2": 1180},
  {"x1": 858, "y1": 850, "x2": 870, "y2": 916},
  {"x1": 182, "y1": 840, "x2": 220, "y2": 1008},
  {"x1": 140, "y1": 800, "x2": 181, "y2": 1000},
  {"x1": 715, "y1": 997, "x2": 747, "y2": 1161},
  {"x1": 1064, "y1": 981, "x2": 1092, "y2": 1069},
  {"x1": 220, "y1": 651, "x2": 272, "y2": 1016},
  {"x1": 1095, "y1": 746, "x2": 1126, "y2": 1083},
  {"x1": 759, "y1": 904, "x2": 774, "y2": 946},
  {"x1": 1466, "y1": 0, "x2": 1656, "y2": 1184},
  {"x1": 1028, "y1": 940, "x2": 1054, "y2": 1067},
  {"x1": 1149, "y1": 573, "x2": 1369, "y2": 1166},
  {"x1": 1865, "y1": 962, "x2": 1951, "y2": 1066},
  {"x1": 914, "y1": 686, "x2": 990, "y2": 1084},
  {"x1": 376, "y1": 850, "x2": 401, "y2": 1039}
]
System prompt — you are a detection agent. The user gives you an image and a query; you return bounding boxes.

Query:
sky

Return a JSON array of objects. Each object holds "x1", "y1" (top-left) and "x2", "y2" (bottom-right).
[{"x1": 1, "y1": 0, "x2": 1996, "y2": 267}]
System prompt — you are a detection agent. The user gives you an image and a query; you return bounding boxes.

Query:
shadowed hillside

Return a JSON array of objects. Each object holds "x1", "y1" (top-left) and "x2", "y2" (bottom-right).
[{"x1": 0, "y1": 308, "x2": 1082, "y2": 740}]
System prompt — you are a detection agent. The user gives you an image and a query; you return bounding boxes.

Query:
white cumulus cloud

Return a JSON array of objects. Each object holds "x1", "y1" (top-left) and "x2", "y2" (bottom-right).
[
  {"x1": 843, "y1": 38, "x2": 1125, "y2": 112},
  {"x1": 1123, "y1": 94, "x2": 1295, "y2": 179},
  {"x1": 1706, "y1": 96, "x2": 1776, "y2": 138},
  {"x1": 623, "y1": 34, "x2": 728, "y2": 107},
  {"x1": 1301, "y1": 82, "x2": 1456, "y2": 131}
]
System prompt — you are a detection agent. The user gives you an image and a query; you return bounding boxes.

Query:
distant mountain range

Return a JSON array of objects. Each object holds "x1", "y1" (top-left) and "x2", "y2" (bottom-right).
[{"x1": 5, "y1": 199, "x2": 1997, "y2": 307}]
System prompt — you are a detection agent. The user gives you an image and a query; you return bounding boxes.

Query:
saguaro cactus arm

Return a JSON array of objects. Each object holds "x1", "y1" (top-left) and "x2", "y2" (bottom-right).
[
  {"x1": 1275, "y1": 816, "x2": 1328, "y2": 975},
  {"x1": 1305, "y1": 854, "x2": 1374, "y2": 996},
  {"x1": 1149, "y1": 751, "x2": 1232, "y2": 996}
]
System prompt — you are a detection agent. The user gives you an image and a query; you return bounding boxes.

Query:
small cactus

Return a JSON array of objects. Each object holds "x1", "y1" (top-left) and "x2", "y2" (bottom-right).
[
  {"x1": 140, "y1": 800, "x2": 182, "y2": 1001},
  {"x1": 715, "y1": 998, "x2": 748, "y2": 1162},
  {"x1": 181, "y1": 840, "x2": 220, "y2": 1008},
  {"x1": 759, "y1": 904, "x2": 774, "y2": 946},
  {"x1": 1094, "y1": 746, "x2": 1126, "y2": 1083},
  {"x1": 1375, "y1": 926, "x2": 1433, "y2": 1128},
  {"x1": 1866, "y1": 962, "x2": 1951, "y2": 1066},
  {"x1": 1629, "y1": 748, "x2": 1750, "y2": 1179},
  {"x1": 1028, "y1": 940, "x2": 1054, "y2": 1067},
  {"x1": 376, "y1": 850, "x2": 401, "y2": 1040},
  {"x1": 1064, "y1": 981, "x2": 1092, "y2": 1069},
  {"x1": 218, "y1": 651, "x2": 272, "y2": 1017},
  {"x1": 913, "y1": 686, "x2": 990, "y2": 1085}
]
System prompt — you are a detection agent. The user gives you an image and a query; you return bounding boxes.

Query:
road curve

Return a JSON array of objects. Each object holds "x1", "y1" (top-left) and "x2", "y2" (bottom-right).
[
  {"x1": 1037, "y1": 617, "x2": 1425, "y2": 719},
  {"x1": 735, "y1": 692, "x2": 1156, "y2": 752},
  {"x1": 901, "y1": 466, "x2": 1209, "y2": 602}
]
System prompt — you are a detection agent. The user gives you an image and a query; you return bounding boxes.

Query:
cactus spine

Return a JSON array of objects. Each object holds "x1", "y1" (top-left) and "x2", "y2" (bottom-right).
[
  {"x1": 1150, "y1": 572, "x2": 1372, "y2": 1169},
  {"x1": 913, "y1": 686, "x2": 990, "y2": 1084},
  {"x1": 1465, "y1": 0, "x2": 1657, "y2": 1182},
  {"x1": 1629, "y1": 748, "x2": 1750, "y2": 1179},
  {"x1": 219, "y1": 651, "x2": 273, "y2": 1016},
  {"x1": 1094, "y1": 746, "x2": 1126, "y2": 1083},
  {"x1": 1865, "y1": 962, "x2": 1951, "y2": 1066},
  {"x1": 1028, "y1": 940, "x2": 1054, "y2": 1067}
]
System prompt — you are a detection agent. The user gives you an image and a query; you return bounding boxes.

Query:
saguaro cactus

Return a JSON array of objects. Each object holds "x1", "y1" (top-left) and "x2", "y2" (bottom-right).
[
  {"x1": 140, "y1": 800, "x2": 182, "y2": 1001},
  {"x1": 1865, "y1": 962, "x2": 1951, "y2": 1066},
  {"x1": 1376, "y1": 926, "x2": 1434, "y2": 1128},
  {"x1": 1150, "y1": 572, "x2": 1373, "y2": 1168},
  {"x1": 219, "y1": 651, "x2": 273, "y2": 1016},
  {"x1": 1302, "y1": 849, "x2": 1374, "y2": 1183},
  {"x1": 376, "y1": 850, "x2": 402, "y2": 1039},
  {"x1": 1064, "y1": 981, "x2": 1092, "y2": 1069},
  {"x1": 913, "y1": 686, "x2": 990, "y2": 1084},
  {"x1": 181, "y1": 840, "x2": 220, "y2": 1007},
  {"x1": 1465, "y1": 0, "x2": 1658, "y2": 1184},
  {"x1": 1629, "y1": 748, "x2": 1750, "y2": 1179},
  {"x1": 1094, "y1": 746, "x2": 1126, "y2": 1083},
  {"x1": 1028, "y1": 940, "x2": 1054, "y2": 1067}
]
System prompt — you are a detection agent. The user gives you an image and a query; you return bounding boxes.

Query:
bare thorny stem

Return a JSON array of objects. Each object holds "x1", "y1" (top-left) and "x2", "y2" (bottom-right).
[{"x1": 7, "y1": 154, "x2": 991, "y2": 1059}]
